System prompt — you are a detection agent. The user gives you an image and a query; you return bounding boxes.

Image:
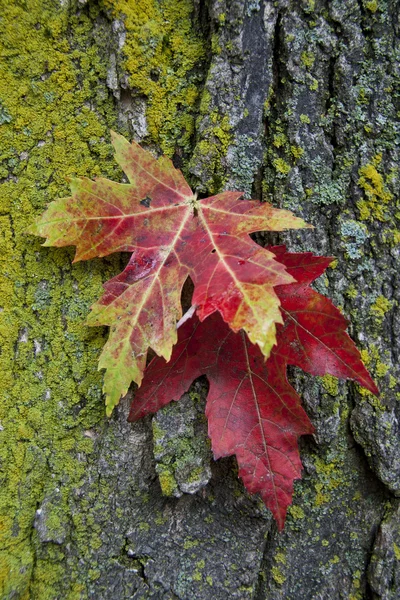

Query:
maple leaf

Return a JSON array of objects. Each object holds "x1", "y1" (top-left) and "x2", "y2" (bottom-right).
[
  {"x1": 128, "y1": 248, "x2": 378, "y2": 528},
  {"x1": 129, "y1": 312, "x2": 314, "y2": 529},
  {"x1": 28, "y1": 132, "x2": 309, "y2": 414},
  {"x1": 271, "y1": 246, "x2": 379, "y2": 394}
]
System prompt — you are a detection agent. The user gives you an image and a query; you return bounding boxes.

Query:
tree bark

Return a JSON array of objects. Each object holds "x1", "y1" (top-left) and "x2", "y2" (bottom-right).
[{"x1": 1, "y1": 0, "x2": 399, "y2": 598}]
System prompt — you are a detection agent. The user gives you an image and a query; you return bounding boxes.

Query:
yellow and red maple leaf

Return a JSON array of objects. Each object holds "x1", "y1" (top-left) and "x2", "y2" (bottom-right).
[{"x1": 29, "y1": 132, "x2": 308, "y2": 414}]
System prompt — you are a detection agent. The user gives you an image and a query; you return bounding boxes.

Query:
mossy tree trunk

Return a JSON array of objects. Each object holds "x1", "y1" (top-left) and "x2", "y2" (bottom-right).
[{"x1": 1, "y1": 0, "x2": 399, "y2": 598}]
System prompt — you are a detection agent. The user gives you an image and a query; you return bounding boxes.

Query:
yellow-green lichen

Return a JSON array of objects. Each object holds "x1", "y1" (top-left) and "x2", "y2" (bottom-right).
[
  {"x1": 313, "y1": 455, "x2": 348, "y2": 507},
  {"x1": 321, "y1": 375, "x2": 339, "y2": 396},
  {"x1": 364, "y1": 0, "x2": 378, "y2": 12},
  {"x1": 157, "y1": 465, "x2": 179, "y2": 496},
  {"x1": 288, "y1": 505, "x2": 305, "y2": 520},
  {"x1": 152, "y1": 421, "x2": 166, "y2": 442},
  {"x1": 301, "y1": 51, "x2": 315, "y2": 69},
  {"x1": 345, "y1": 283, "x2": 358, "y2": 300},
  {"x1": 274, "y1": 552, "x2": 287, "y2": 565},
  {"x1": 291, "y1": 145, "x2": 304, "y2": 159},
  {"x1": 103, "y1": 0, "x2": 205, "y2": 157},
  {"x1": 357, "y1": 157, "x2": 393, "y2": 222},
  {"x1": 271, "y1": 566, "x2": 286, "y2": 585},
  {"x1": 359, "y1": 345, "x2": 392, "y2": 398},
  {"x1": 370, "y1": 295, "x2": 392, "y2": 323},
  {"x1": 0, "y1": 0, "x2": 123, "y2": 594},
  {"x1": 190, "y1": 108, "x2": 233, "y2": 194},
  {"x1": 273, "y1": 133, "x2": 287, "y2": 148},
  {"x1": 349, "y1": 569, "x2": 363, "y2": 600},
  {"x1": 263, "y1": 87, "x2": 274, "y2": 117},
  {"x1": 304, "y1": 0, "x2": 316, "y2": 12},
  {"x1": 184, "y1": 538, "x2": 200, "y2": 550},
  {"x1": 393, "y1": 542, "x2": 400, "y2": 560},
  {"x1": 273, "y1": 158, "x2": 291, "y2": 175}
]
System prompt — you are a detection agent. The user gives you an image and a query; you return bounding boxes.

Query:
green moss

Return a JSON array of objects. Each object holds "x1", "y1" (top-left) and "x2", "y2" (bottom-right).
[
  {"x1": 103, "y1": 0, "x2": 205, "y2": 158},
  {"x1": 300, "y1": 114, "x2": 311, "y2": 124}
]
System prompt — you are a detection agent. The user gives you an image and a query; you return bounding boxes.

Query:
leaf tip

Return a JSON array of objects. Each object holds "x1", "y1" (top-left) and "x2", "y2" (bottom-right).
[
  {"x1": 104, "y1": 387, "x2": 121, "y2": 416},
  {"x1": 25, "y1": 222, "x2": 37, "y2": 236},
  {"x1": 110, "y1": 129, "x2": 128, "y2": 147},
  {"x1": 364, "y1": 378, "x2": 380, "y2": 397},
  {"x1": 109, "y1": 129, "x2": 126, "y2": 151}
]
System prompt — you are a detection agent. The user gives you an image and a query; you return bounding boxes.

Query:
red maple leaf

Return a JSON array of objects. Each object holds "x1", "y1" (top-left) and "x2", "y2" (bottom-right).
[
  {"x1": 271, "y1": 246, "x2": 378, "y2": 393},
  {"x1": 28, "y1": 133, "x2": 309, "y2": 414},
  {"x1": 129, "y1": 248, "x2": 378, "y2": 529}
]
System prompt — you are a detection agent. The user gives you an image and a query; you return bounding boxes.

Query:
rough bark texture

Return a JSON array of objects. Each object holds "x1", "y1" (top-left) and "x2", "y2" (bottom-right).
[{"x1": 1, "y1": 0, "x2": 399, "y2": 598}]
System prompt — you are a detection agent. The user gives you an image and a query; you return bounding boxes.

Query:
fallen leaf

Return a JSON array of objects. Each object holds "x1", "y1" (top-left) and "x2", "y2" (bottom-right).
[
  {"x1": 129, "y1": 248, "x2": 378, "y2": 527},
  {"x1": 29, "y1": 133, "x2": 308, "y2": 413}
]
